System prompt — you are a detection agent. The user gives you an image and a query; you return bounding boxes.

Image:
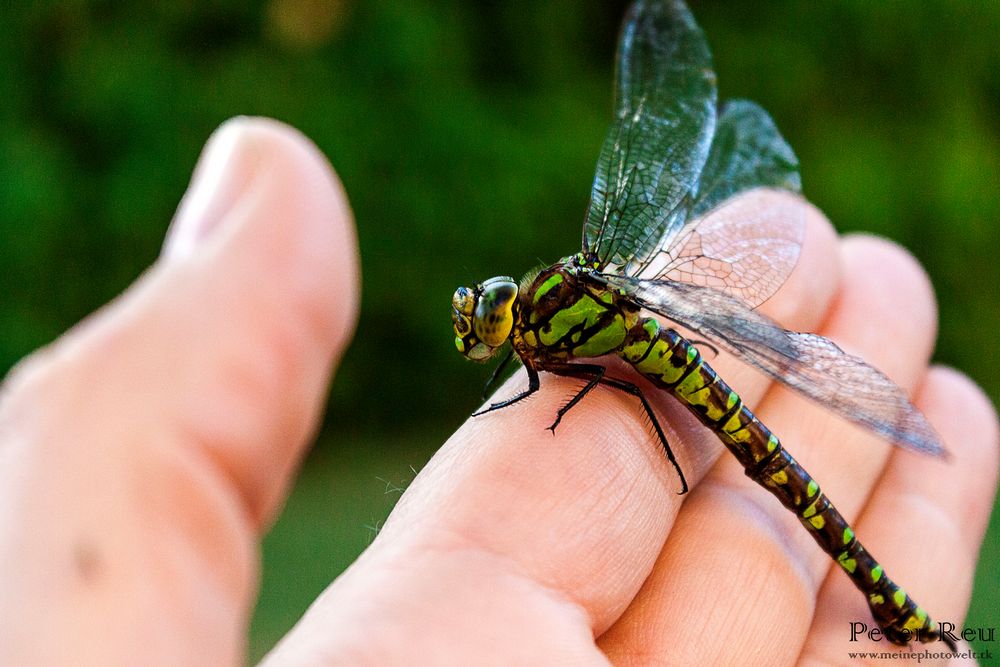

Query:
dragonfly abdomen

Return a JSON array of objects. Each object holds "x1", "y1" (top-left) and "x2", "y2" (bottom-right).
[
  {"x1": 618, "y1": 316, "x2": 951, "y2": 647},
  {"x1": 757, "y1": 449, "x2": 947, "y2": 645}
]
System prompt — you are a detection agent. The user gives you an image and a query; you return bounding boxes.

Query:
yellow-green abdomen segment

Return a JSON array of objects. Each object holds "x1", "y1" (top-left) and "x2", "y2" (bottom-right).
[{"x1": 619, "y1": 316, "x2": 947, "y2": 646}]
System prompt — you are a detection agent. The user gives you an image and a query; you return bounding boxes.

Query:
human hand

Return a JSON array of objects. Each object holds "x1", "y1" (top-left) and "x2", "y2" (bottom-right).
[
  {"x1": 266, "y1": 202, "x2": 997, "y2": 664},
  {"x1": 0, "y1": 117, "x2": 995, "y2": 665}
]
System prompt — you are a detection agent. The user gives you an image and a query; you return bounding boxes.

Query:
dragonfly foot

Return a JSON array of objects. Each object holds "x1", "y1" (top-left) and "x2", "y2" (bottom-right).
[
  {"x1": 471, "y1": 405, "x2": 496, "y2": 417},
  {"x1": 547, "y1": 409, "x2": 568, "y2": 432},
  {"x1": 471, "y1": 366, "x2": 541, "y2": 418}
]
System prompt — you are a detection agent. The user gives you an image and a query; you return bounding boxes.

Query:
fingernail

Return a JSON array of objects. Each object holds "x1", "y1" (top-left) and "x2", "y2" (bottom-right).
[{"x1": 162, "y1": 117, "x2": 262, "y2": 259}]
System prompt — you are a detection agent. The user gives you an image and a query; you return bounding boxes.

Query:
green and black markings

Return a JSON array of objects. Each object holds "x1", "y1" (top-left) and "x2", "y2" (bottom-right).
[
  {"x1": 618, "y1": 303, "x2": 945, "y2": 647},
  {"x1": 451, "y1": 0, "x2": 958, "y2": 651}
]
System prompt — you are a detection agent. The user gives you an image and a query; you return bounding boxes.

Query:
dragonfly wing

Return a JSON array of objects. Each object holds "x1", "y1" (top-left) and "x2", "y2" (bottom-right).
[
  {"x1": 603, "y1": 275, "x2": 946, "y2": 456},
  {"x1": 628, "y1": 101, "x2": 806, "y2": 307},
  {"x1": 692, "y1": 100, "x2": 801, "y2": 218},
  {"x1": 583, "y1": 0, "x2": 717, "y2": 272}
]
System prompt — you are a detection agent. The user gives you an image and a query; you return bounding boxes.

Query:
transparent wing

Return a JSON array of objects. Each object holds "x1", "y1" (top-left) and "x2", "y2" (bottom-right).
[
  {"x1": 602, "y1": 275, "x2": 946, "y2": 456},
  {"x1": 692, "y1": 100, "x2": 801, "y2": 218},
  {"x1": 582, "y1": 0, "x2": 717, "y2": 272},
  {"x1": 632, "y1": 187, "x2": 805, "y2": 307},
  {"x1": 628, "y1": 101, "x2": 805, "y2": 307},
  {"x1": 583, "y1": 9, "x2": 805, "y2": 305}
]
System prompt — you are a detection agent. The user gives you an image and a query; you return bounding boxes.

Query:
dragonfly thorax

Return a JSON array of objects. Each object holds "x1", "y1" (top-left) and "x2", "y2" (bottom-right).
[{"x1": 451, "y1": 276, "x2": 519, "y2": 362}]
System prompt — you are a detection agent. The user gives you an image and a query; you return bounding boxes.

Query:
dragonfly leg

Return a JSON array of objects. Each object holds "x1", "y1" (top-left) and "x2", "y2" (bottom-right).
[
  {"x1": 546, "y1": 364, "x2": 605, "y2": 433},
  {"x1": 544, "y1": 363, "x2": 688, "y2": 494},
  {"x1": 481, "y1": 348, "x2": 515, "y2": 400},
  {"x1": 472, "y1": 364, "x2": 540, "y2": 417}
]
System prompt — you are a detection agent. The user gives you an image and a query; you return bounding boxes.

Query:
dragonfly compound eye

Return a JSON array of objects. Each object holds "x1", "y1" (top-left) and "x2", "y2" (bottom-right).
[{"x1": 473, "y1": 277, "x2": 518, "y2": 347}]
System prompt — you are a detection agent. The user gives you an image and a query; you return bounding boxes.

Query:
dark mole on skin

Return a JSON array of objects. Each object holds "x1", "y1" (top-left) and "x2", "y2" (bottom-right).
[{"x1": 73, "y1": 540, "x2": 102, "y2": 584}]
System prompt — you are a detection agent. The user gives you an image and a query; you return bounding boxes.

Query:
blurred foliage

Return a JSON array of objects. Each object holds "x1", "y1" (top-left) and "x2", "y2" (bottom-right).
[{"x1": 1, "y1": 0, "x2": 997, "y2": 659}]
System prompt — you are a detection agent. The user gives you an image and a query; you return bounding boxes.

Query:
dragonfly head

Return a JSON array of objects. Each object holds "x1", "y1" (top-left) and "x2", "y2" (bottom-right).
[{"x1": 451, "y1": 276, "x2": 518, "y2": 362}]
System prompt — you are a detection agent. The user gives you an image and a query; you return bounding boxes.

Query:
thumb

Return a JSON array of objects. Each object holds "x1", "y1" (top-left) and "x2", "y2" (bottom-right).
[{"x1": 0, "y1": 117, "x2": 358, "y2": 666}]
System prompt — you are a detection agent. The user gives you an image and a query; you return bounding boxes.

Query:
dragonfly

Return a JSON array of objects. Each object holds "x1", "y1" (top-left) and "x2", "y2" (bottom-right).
[{"x1": 450, "y1": 0, "x2": 956, "y2": 650}]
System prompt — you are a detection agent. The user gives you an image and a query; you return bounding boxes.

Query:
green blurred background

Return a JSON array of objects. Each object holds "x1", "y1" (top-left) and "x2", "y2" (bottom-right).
[{"x1": 2, "y1": 0, "x2": 997, "y2": 660}]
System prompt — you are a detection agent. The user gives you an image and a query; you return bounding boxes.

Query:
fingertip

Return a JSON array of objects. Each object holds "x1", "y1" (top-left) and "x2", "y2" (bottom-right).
[
  {"x1": 254, "y1": 117, "x2": 361, "y2": 356},
  {"x1": 168, "y1": 116, "x2": 359, "y2": 355},
  {"x1": 917, "y1": 366, "x2": 1000, "y2": 534},
  {"x1": 165, "y1": 117, "x2": 258, "y2": 255},
  {"x1": 757, "y1": 194, "x2": 841, "y2": 332},
  {"x1": 921, "y1": 366, "x2": 999, "y2": 443},
  {"x1": 838, "y1": 234, "x2": 938, "y2": 346}
]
